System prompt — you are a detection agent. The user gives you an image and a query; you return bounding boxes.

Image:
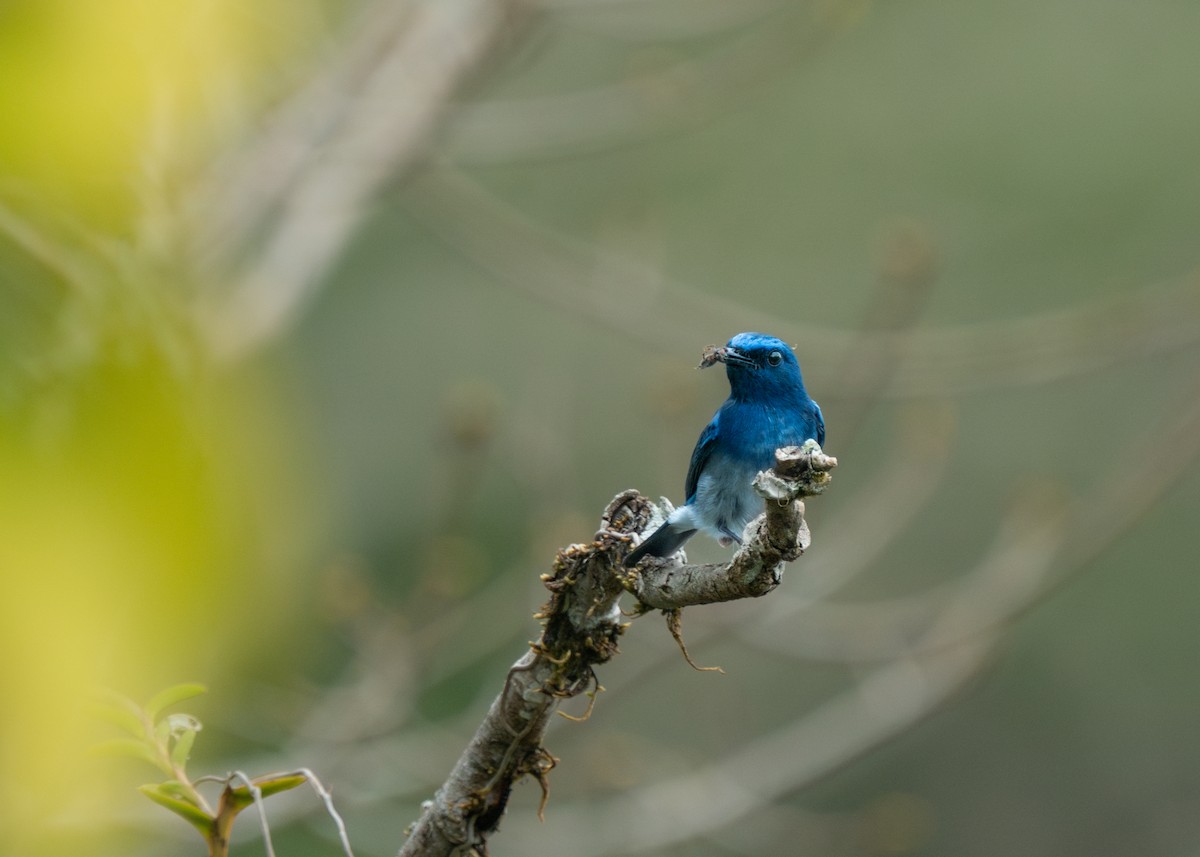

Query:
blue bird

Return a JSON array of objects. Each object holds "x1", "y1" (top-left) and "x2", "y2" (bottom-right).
[{"x1": 624, "y1": 332, "x2": 825, "y2": 566}]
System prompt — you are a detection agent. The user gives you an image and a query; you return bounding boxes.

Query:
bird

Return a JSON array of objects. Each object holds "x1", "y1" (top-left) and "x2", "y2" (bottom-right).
[{"x1": 624, "y1": 332, "x2": 824, "y2": 567}]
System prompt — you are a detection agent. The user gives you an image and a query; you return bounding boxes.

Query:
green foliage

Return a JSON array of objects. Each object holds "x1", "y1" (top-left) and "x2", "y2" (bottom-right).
[
  {"x1": 138, "y1": 784, "x2": 215, "y2": 836},
  {"x1": 240, "y1": 774, "x2": 309, "y2": 801},
  {"x1": 145, "y1": 683, "x2": 209, "y2": 723},
  {"x1": 94, "y1": 684, "x2": 308, "y2": 857}
]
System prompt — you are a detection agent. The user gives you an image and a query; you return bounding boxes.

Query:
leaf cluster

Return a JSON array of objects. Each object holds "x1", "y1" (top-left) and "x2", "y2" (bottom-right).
[{"x1": 92, "y1": 684, "x2": 307, "y2": 857}]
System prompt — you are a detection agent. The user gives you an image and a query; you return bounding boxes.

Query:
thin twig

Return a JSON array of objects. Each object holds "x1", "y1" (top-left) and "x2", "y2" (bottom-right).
[
  {"x1": 292, "y1": 768, "x2": 357, "y2": 857},
  {"x1": 224, "y1": 772, "x2": 275, "y2": 857}
]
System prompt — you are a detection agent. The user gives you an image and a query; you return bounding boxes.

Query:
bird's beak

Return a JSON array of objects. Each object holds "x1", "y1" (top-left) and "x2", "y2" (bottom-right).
[{"x1": 720, "y1": 346, "x2": 756, "y2": 368}]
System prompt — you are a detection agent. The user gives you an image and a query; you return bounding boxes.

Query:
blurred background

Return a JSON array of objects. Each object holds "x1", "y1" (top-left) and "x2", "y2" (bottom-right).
[{"x1": 3, "y1": 0, "x2": 1200, "y2": 855}]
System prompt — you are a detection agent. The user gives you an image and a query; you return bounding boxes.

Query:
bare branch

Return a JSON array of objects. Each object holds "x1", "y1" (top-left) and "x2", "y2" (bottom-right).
[
  {"x1": 397, "y1": 446, "x2": 835, "y2": 857},
  {"x1": 396, "y1": 490, "x2": 649, "y2": 857}
]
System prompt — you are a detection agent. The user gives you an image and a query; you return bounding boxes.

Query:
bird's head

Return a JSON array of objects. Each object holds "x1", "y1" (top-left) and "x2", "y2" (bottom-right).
[{"x1": 701, "y1": 332, "x2": 806, "y2": 400}]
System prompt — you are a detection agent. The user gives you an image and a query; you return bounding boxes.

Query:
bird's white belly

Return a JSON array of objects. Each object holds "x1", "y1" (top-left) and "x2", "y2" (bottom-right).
[{"x1": 690, "y1": 455, "x2": 762, "y2": 541}]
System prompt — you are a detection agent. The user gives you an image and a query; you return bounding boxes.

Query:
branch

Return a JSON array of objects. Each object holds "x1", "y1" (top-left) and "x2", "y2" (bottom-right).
[
  {"x1": 623, "y1": 443, "x2": 836, "y2": 610},
  {"x1": 397, "y1": 443, "x2": 836, "y2": 857}
]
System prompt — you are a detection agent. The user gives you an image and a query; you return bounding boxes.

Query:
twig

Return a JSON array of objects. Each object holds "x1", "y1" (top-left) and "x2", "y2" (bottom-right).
[
  {"x1": 224, "y1": 772, "x2": 275, "y2": 857},
  {"x1": 293, "y1": 768, "x2": 357, "y2": 857}
]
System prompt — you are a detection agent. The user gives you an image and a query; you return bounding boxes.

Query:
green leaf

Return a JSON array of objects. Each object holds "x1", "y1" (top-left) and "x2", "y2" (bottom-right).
[
  {"x1": 139, "y1": 784, "x2": 214, "y2": 835},
  {"x1": 145, "y1": 683, "x2": 207, "y2": 723},
  {"x1": 91, "y1": 689, "x2": 147, "y2": 738},
  {"x1": 95, "y1": 687, "x2": 143, "y2": 712},
  {"x1": 169, "y1": 727, "x2": 197, "y2": 769},
  {"x1": 224, "y1": 774, "x2": 307, "y2": 815},
  {"x1": 253, "y1": 773, "x2": 308, "y2": 799},
  {"x1": 91, "y1": 738, "x2": 168, "y2": 773},
  {"x1": 157, "y1": 780, "x2": 200, "y2": 804},
  {"x1": 90, "y1": 702, "x2": 146, "y2": 739}
]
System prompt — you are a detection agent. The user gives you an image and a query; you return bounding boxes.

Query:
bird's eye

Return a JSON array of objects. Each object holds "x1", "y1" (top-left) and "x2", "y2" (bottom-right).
[{"x1": 767, "y1": 351, "x2": 783, "y2": 367}]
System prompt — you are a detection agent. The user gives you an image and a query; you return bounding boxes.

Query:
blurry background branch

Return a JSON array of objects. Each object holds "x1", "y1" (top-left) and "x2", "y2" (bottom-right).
[
  {"x1": 191, "y1": 0, "x2": 531, "y2": 360},
  {"x1": 402, "y1": 165, "x2": 1200, "y2": 397},
  {"x1": 443, "y1": 0, "x2": 849, "y2": 163}
]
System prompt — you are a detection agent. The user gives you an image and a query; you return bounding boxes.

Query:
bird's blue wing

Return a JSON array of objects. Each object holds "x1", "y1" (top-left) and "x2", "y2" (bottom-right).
[
  {"x1": 813, "y1": 402, "x2": 825, "y2": 447},
  {"x1": 683, "y1": 416, "x2": 720, "y2": 504}
]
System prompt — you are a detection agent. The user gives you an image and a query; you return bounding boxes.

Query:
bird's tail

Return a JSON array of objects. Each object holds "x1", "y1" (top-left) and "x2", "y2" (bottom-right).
[{"x1": 623, "y1": 522, "x2": 696, "y2": 567}]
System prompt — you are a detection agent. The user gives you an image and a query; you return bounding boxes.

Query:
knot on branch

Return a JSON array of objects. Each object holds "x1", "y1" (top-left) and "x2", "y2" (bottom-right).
[
  {"x1": 533, "y1": 490, "x2": 651, "y2": 693},
  {"x1": 597, "y1": 488, "x2": 656, "y2": 539},
  {"x1": 753, "y1": 441, "x2": 838, "y2": 502},
  {"x1": 748, "y1": 441, "x2": 836, "y2": 563}
]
